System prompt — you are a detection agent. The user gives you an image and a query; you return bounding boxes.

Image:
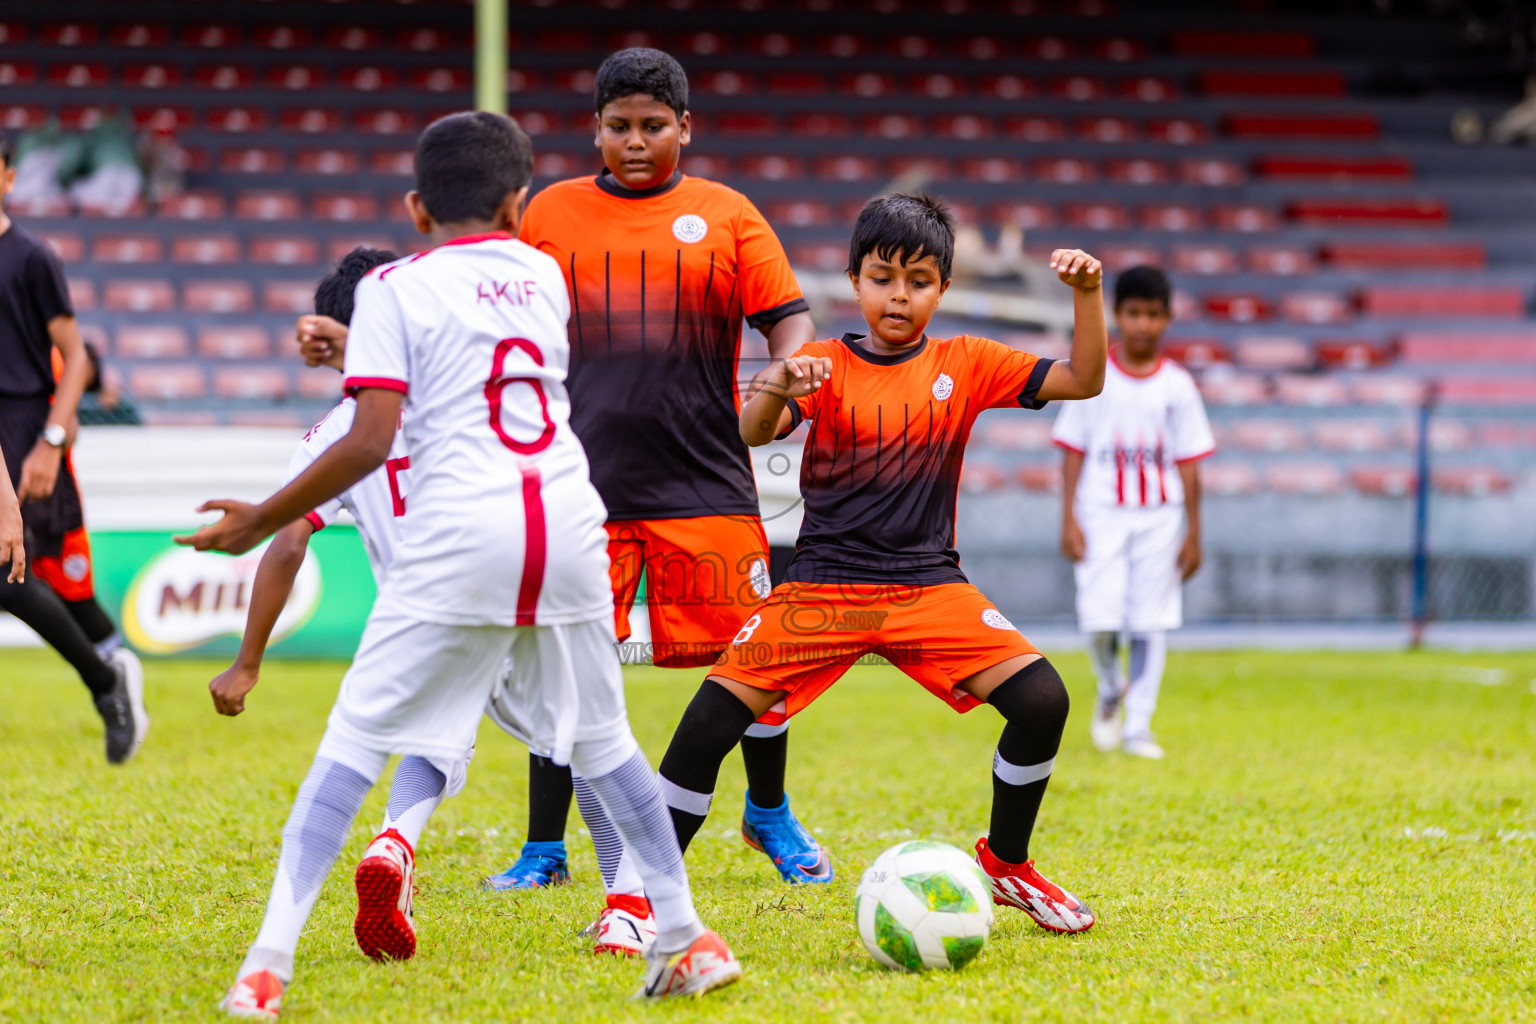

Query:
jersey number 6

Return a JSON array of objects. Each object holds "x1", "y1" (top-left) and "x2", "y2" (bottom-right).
[{"x1": 485, "y1": 337, "x2": 556, "y2": 454}]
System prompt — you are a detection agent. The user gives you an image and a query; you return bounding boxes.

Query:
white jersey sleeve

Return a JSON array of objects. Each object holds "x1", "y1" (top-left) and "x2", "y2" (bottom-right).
[
  {"x1": 343, "y1": 270, "x2": 412, "y2": 397},
  {"x1": 287, "y1": 400, "x2": 356, "y2": 531},
  {"x1": 1050, "y1": 396, "x2": 1089, "y2": 455},
  {"x1": 1168, "y1": 370, "x2": 1216, "y2": 463}
]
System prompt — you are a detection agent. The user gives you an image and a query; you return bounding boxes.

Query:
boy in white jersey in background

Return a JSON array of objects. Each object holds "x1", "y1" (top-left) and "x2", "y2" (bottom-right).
[
  {"x1": 180, "y1": 112, "x2": 739, "y2": 1017},
  {"x1": 1052, "y1": 266, "x2": 1214, "y2": 760}
]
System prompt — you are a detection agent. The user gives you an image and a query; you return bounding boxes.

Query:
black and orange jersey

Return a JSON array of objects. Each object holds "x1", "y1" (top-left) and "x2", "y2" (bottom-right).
[
  {"x1": 781, "y1": 333, "x2": 1055, "y2": 586},
  {"x1": 519, "y1": 169, "x2": 808, "y2": 521}
]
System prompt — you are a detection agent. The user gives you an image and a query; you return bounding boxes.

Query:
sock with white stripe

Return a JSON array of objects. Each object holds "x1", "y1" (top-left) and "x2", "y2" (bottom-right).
[
  {"x1": 740, "y1": 720, "x2": 789, "y2": 809},
  {"x1": 572, "y1": 771, "x2": 645, "y2": 896},
  {"x1": 573, "y1": 736, "x2": 703, "y2": 954},
  {"x1": 245, "y1": 753, "x2": 386, "y2": 982},
  {"x1": 381, "y1": 755, "x2": 446, "y2": 849},
  {"x1": 985, "y1": 659, "x2": 1070, "y2": 865},
  {"x1": 657, "y1": 679, "x2": 758, "y2": 853},
  {"x1": 1123, "y1": 631, "x2": 1167, "y2": 740}
]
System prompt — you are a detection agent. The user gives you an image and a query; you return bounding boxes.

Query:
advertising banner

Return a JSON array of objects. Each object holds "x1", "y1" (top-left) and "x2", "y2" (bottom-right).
[{"x1": 91, "y1": 528, "x2": 377, "y2": 659}]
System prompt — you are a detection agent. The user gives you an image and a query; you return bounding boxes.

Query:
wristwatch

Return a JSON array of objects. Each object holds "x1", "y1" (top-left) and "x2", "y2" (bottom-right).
[{"x1": 40, "y1": 424, "x2": 67, "y2": 448}]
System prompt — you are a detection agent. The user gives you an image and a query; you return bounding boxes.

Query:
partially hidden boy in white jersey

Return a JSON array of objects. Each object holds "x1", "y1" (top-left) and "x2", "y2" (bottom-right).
[
  {"x1": 1050, "y1": 265, "x2": 1214, "y2": 760},
  {"x1": 179, "y1": 113, "x2": 740, "y2": 1018}
]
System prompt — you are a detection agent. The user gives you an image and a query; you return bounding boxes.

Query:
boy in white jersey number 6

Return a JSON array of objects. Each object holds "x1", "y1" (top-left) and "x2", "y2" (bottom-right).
[
  {"x1": 1051, "y1": 266, "x2": 1215, "y2": 760},
  {"x1": 178, "y1": 113, "x2": 740, "y2": 1018}
]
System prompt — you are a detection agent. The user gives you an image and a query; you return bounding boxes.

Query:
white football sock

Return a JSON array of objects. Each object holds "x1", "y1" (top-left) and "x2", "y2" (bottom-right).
[
  {"x1": 380, "y1": 755, "x2": 446, "y2": 849},
  {"x1": 573, "y1": 771, "x2": 646, "y2": 897},
  {"x1": 1123, "y1": 631, "x2": 1167, "y2": 739},
  {"x1": 1086, "y1": 631, "x2": 1123, "y2": 706}
]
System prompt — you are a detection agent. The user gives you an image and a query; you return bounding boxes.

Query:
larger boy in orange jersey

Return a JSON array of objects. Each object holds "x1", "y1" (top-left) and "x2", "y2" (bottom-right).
[{"x1": 484, "y1": 49, "x2": 829, "y2": 922}]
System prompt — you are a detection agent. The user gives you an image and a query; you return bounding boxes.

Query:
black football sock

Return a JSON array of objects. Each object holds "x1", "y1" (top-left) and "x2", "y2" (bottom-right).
[
  {"x1": 986, "y1": 659, "x2": 1071, "y2": 865},
  {"x1": 657, "y1": 679, "x2": 757, "y2": 852},
  {"x1": 0, "y1": 574, "x2": 117, "y2": 696},
  {"x1": 740, "y1": 724, "x2": 788, "y2": 808},
  {"x1": 525, "y1": 753, "x2": 574, "y2": 843},
  {"x1": 64, "y1": 597, "x2": 120, "y2": 655}
]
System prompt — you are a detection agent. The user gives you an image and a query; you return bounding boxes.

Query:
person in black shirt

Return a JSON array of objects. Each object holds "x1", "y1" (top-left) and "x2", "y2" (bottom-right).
[{"x1": 0, "y1": 134, "x2": 147, "y2": 764}]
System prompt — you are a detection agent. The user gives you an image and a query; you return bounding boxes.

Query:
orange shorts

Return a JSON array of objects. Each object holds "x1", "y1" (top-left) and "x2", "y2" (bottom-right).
[
  {"x1": 607, "y1": 515, "x2": 770, "y2": 669},
  {"x1": 32, "y1": 525, "x2": 95, "y2": 602},
  {"x1": 709, "y1": 582, "x2": 1038, "y2": 725}
]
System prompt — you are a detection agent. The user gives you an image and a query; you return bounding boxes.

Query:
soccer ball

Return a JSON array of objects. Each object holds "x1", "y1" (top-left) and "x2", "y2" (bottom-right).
[{"x1": 855, "y1": 840, "x2": 994, "y2": 972}]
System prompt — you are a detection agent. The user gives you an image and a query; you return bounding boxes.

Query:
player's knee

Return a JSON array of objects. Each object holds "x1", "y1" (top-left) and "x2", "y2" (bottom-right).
[
  {"x1": 987, "y1": 658, "x2": 1070, "y2": 731},
  {"x1": 570, "y1": 729, "x2": 641, "y2": 781},
  {"x1": 659, "y1": 679, "x2": 759, "y2": 784}
]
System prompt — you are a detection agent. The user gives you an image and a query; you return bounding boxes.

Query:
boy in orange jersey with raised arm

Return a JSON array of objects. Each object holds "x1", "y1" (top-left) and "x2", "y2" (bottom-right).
[{"x1": 655, "y1": 193, "x2": 1109, "y2": 935}]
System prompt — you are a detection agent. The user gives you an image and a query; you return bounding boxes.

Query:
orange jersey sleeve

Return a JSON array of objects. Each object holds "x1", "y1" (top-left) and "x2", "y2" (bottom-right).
[
  {"x1": 734, "y1": 195, "x2": 806, "y2": 329},
  {"x1": 778, "y1": 339, "x2": 841, "y2": 434},
  {"x1": 966, "y1": 335, "x2": 1055, "y2": 411}
]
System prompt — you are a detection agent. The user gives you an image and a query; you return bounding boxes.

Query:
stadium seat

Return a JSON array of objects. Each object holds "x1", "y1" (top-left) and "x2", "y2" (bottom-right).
[
  {"x1": 171, "y1": 235, "x2": 241, "y2": 265},
  {"x1": 863, "y1": 114, "x2": 922, "y2": 139},
  {"x1": 183, "y1": 281, "x2": 256, "y2": 315},
  {"x1": 765, "y1": 200, "x2": 833, "y2": 227},
  {"x1": 1212, "y1": 205, "x2": 1279, "y2": 233},
  {"x1": 791, "y1": 113, "x2": 853, "y2": 137},
  {"x1": 115, "y1": 326, "x2": 191, "y2": 361},
  {"x1": 1254, "y1": 155, "x2": 1413, "y2": 181},
  {"x1": 1233, "y1": 336, "x2": 1313, "y2": 371},
  {"x1": 682, "y1": 154, "x2": 732, "y2": 179},
  {"x1": 960, "y1": 462, "x2": 1007, "y2": 494},
  {"x1": 1203, "y1": 294, "x2": 1272, "y2": 322},
  {"x1": 312, "y1": 193, "x2": 380, "y2": 222},
  {"x1": 251, "y1": 236, "x2": 320, "y2": 266},
  {"x1": 1432, "y1": 466, "x2": 1514, "y2": 496},
  {"x1": 713, "y1": 112, "x2": 777, "y2": 136},
  {"x1": 280, "y1": 108, "x2": 345, "y2": 135},
  {"x1": 1142, "y1": 204, "x2": 1203, "y2": 232},
  {"x1": 159, "y1": 192, "x2": 228, "y2": 220},
  {"x1": 57, "y1": 105, "x2": 109, "y2": 130},
  {"x1": 792, "y1": 244, "x2": 846, "y2": 273},
  {"x1": 1162, "y1": 338, "x2": 1229, "y2": 368},
  {"x1": 0, "y1": 105, "x2": 47, "y2": 130},
  {"x1": 207, "y1": 107, "x2": 270, "y2": 133},
  {"x1": 1049, "y1": 75, "x2": 1107, "y2": 101},
  {"x1": 1197, "y1": 71, "x2": 1346, "y2": 97},
  {"x1": 1170, "y1": 30, "x2": 1316, "y2": 58},
  {"x1": 410, "y1": 67, "x2": 472, "y2": 94},
  {"x1": 1005, "y1": 116, "x2": 1066, "y2": 141},
  {"x1": 1145, "y1": 118, "x2": 1211, "y2": 144},
  {"x1": 1100, "y1": 245, "x2": 1163, "y2": 272},
  {"x1": 36, "y1": 232, "x2": 83, "y2": 263},
  {"x1": 67, "y1": 279, "x2": 95, "y2": 311},
  {"x1": 1436, "y1": 376, "x2": 1536, "y2": 404},
  {"x1": 255, "y1": 25, "x2": 311, "y2": 50},
  {"x1": 981, "y1": 75, "x2": 1036, "y2": 100},
  {"x1": 110, "y1": 22, "x2": 169, "y2": 47},
  {"x1": 370, "y1": 150, "x2": 415, "y2": 177},
  {"x1": 889, "y1": 157, "x2": 951, "y2": 180},
  {"x1": 1282, "y1": 292, "x2": 1352, "y2": 325},
  {"x1": 1350, "y1": 376, "x2": 1427, "y2": 406},
  {"x1": 104, "y1": 279, "x2": 176, "y2": 313},
  {"x1": 1035, "y1": 157, "x2": 1095, "y2": 184},
  {"x1": 1199, "y1": 372, "x2": 1270, "y2": 405},
  {"x1": 339, "y1": 67, "x2": 399, "y2": 92},
  {"x1": 1273, "y1": 374, "x2": 1351, "y2": 406},
  {"x1": 194, "y1": 326, "x2": 270, "y2": 361},
  {"x1": 327, "y1": 237, "x2": 397, "y2": 262},
  {"x1": 1121, "y1": 76, "x2": 1179, "y2": 102},
  {"x1": 1029, "y1": 36, "x2": 1076, "y2": 61},
  {"x1": 1477, "y1": 422, "x2": 1536, "y2": 447},
  {"x1": 122, "y1": 64, "x2": 183, "y2": 89},
  {"x1": 1065, "y1": 203, "x2": 1130, "y2": 231},
  {"x1": 1315, "y1": 338, "x2": 1396, "y2": 369},
  {"x1": 1226, "y1": 418, "x2": 1307, "y2": 452},
  {"x1": 994, "y1": 201, "x2": 1054, "y2": 229},
  {"x1": 696, "y1": 70, "x2": 752, "y2": 97},
  {"x1": 1224, "y1": 113, "x2": 1379, "y2": 139},
  {"x1": 912, "y1": 73, "x2": 967, "y2": 99},
  {"x1": 1417, "y1": 418, "x2": 1476, "y2": 451},
  {"x1": 1247, "y1": 246, "x2": 1316, "y2": 275},
  {"x1": 960, "y1": 157, "x2": 1025, "y2": 183},
  {"x1": 740, "y1": 155, "x2": 805, "y2": 181},
  {"x1": 268, "y1": 65, "x2": 327, "y2": 91},
  {"x1": 264, "y1": 281, "x2": 317, "y2": 314},
  {"x1": 1359, "y1": 288, "x2": 1525, "y2": 319},
  {"x1": 194, "y1": 65, "x2": 255, "y2": 91},
  {"x1": 1173, "y1": 245, "x2": 1239, "y2": 275},
  {"x1": 213, "y1": 366, "x2": 290, "y2": 401},
  {"x1": 1287, "y1": 198, "x2": 1447, "y2": 227},
  {"x1": 1313, "y1": 420, "x2": 1391, "y2": 453},
  {"x1": 1350, "y1": 465, "x2": 1417, "y2": 497},
  {"x1": 91, "y1": 236, "x2": 161, "y2": 264},
  {"x1": 767, "y1": 72, "x2": 827, "y2": 96},
  {"x1": 46, "y1": 63, "x2": 110, "y2": 88},
  {"x1": 1397, "y1": 331, "x2": 1536, "y2": 363},
  {"x1": 1106, "y1": 158, "x2": 1169, "y2": 185},
  {"x1": 128, "y1": 365, "x2": 207, "y2": 400},
  {"x1": 399, "y1": 27, "x2": 457, "y2": 52},
  {"x1": 235, "y1": 191, "x2": 303, "y2": 221},
  {"x1": 325, "y1": 27, "x2": 383, "y2": 52},
  {"x1": 976, "y1": 419, "x2": 1054, "y2": 451},
  {"x1": 1095, "y1": 37, "x2": 1146, "y2": 62},
  {"x1": 1016, "y1": 465, "x2": 1062, "y2": 493},
  {"x1": 1320, "y1": 242, "x2": 1485, "y2": 270},
  {"x1": 295, "y1": 149, "x2": 362, "y2": 175},
  {"x1": 934, "y1": 114, "x2": 993, "y2": 140},
  {"x1": 552, "y1": 69, "x2": 595, "y2": 94},
  {"x1": 0, "y1": 62, "x2": 38, "y2": 87},
  {"x1": 1180, "y1": 158, "x2": 1244, "y2": 186},
  {"x1": 1078, "y1": 116, "x2": 1137, "y2": 142},
  {"x1": 1265, "y1": 462, "x2": 1344, "y2": 496},
  {"x1": 961, "y1": 35, "x2": 1002, "y2": 61},
  {"x1": 751, "y1": 32, "x2": 797, "y2": 57},
  {"x1": 1200, "y1": 461, "x2": 1262, "y2": 495},
  {"x1": 296, "y1": 369, "x2": 345, "y2": 400},
  {"x1": 184, "y1": 24, "x2": 239, "y2": 48}
]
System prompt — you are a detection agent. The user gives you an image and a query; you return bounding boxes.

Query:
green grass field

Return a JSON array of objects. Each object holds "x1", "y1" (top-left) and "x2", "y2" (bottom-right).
[{"x1": 3, "y1": 647, "x2": 1535, "y2": 1023}]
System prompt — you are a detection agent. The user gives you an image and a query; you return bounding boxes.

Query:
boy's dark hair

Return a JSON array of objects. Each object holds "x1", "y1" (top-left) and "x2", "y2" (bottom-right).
[
  {"x1": 414, "y1": 112, "x2": 532, "y2": 226},
  {"x1": 846, "y1": 192, "x2": 956, "y2": 281},
  {"x1": 82, "y1": 340, "x2": 102, "y2": 393},
  {"x1": 1114, "y1": 265, "x2": 1172, "y2": 310},
  {"x1": 595, "y1": 48, "x2": 689, "y2": 117},
  {"x1": 315, "y1": 246, "x2": 400, "y2": 325}
]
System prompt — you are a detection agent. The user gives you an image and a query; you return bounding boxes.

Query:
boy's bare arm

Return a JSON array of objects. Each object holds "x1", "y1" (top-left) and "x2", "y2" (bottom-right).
[
  {"x1": 763, "y1": 311, "x2": 815, "y2": 360},
  {"x1": 0, "y1": 450, "x2": 24, "y2": 583},
  {"x1": 209, "y1": 519, "x2": 315, "y2": 716},
  {"x1": 1037, "y1": 248, "x2": 1107, "y2": 402},
  {"x1": 1060, "y1": 448, "x2": 1086, "y2": 562},
  {"x1": 175, "y1": 388, "x2": 401, "y2": 554},
  {"x1": 739, "y1": 355, "x2": 832, "y2": 447},
  {"x1": 1177, "y1": 462, "x2": 1203, "y2": 579}
]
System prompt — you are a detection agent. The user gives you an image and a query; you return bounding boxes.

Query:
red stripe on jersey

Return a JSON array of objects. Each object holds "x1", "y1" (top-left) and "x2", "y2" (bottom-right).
[
  {"x1": 344, "y1": 376, "x2": 408, "y2": 395},
  {"x1": 516, "y1": 462, "x2": 547, "y2": 626},
  {"x1": 304, "y1": 511, "x2": 326, "y2": 532},
  {"x1": 1114, "y1": 434, "x2": 1125, "y2": 506},
  {"x1": 1175, "y1": 448, "x2": 1216, "y2": 465},
  {"x1": 1052, "y1": 439, "x2": 1085, "y2": 456},
  {"x1": 385, "y1": 455, "x2": 410, "y2": 516},
  {"x1": 1138, "y1": 448, "x2": 1148, "y2": 506},
  {"x1": 1156, "y1": 442, "x2": 1168, "y2": 504}
]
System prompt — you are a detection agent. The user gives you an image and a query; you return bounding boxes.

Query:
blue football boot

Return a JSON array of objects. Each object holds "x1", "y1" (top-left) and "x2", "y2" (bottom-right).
[
  {"x1": 740, "y1": 792, "x2": 833, "y2": 884},
  {"x1": 482, "y1": 840, "x2": 570, "y2": 891}
]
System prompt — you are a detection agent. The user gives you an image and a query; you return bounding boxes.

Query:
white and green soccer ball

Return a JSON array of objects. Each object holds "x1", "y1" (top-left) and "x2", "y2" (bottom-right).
[{"x1": 855, "y1": 840, "x2": 994, "y2": 972}]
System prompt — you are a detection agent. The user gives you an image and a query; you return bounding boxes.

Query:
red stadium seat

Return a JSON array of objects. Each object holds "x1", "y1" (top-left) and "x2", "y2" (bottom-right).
[
  {"x1": 184, "y1": 25, "x2": 240, "y2": 49},
  {"x1": 264, "y1": 281, "x2": 317, "y2": 314},
  {"x1": 695, "y1": 70, "x2": 753, "y2": 97},
  {"x1": 1173, "y1": 245, "x2": 1239, "y2": 275},
  {"x1": 1282, "y1": 291, "x2": 1352, "y2": 325},
  {"x1": 325, "y1": 27, "x2": 383, "y2": 52},
  {"x1": 1266, "y1": 462, "x2": 1344, "y2": 496},
  {"x1": 121, "y1": 64, "x2": 182, "y2": 89},
  {"x1": 1212, "y1": 204, "x2": 1280, "y2": 233},
  {"x1": 1028, "y1": 36, "x2": 1075, "y2": 60},
  {"x1": 78, "y1": 195, "x2": 148, "y2": 219},
  {"x1": 994, "y1": 201, "x2": 1055, "y2": 229},
  {"x1": 255, "y1": 26, "x2": 312, "y2": 50},
  {"x1": 104, "y1": 280, "x2": 176, "y2": 313},
  {"x1": 792, "y1": 244, "x2": 847, "y2": 274},
  {"x1": 1433, "y1": 466, "x2": 1514, "y2": 496},
  {"x1": 1017, "y1": 465, "x2": 1062, "y2": 494},
  {"x1": 681, "y1": 154, "x2": 731, "y2": 179},
  {"x1": 281, "y1": 109, "x2": 344, "y2": 135},
  {"x1": 36, "y1": 232, "x2": 83, "y2": 263},
  {"x1": 934, "y1": 114, "x2": 994, "y2": 140},
  {"x1": 116, "y1": 326, "x2": 191, "y2": 360},
  {"x1": 1180, "y1": 158, "x2": 1244, "y2": 186},
  {"x1": 312, "y1": 193, "x2": 380, "y2": 223},
  {"x1": 1315, "y1": 338, "x2": 1395, "y2": 369},
  {"x1": 680, "y1": 31, "x2": 729, "y2": 57},
  {"x1": 533, "y1": 30, "x2": 591, "y2": 52},
  {"x1": 213, "y1": 367, "x2": 290, "y2": 401},
  {"x1": 1120, "y1": 76, "x2": 1179, "y2": 102},
  {"x1": 713, "y1": 112, "x2": 777, "y2": 137},
  {"x1": 0, "y1": 105, "x2": 48, "y2": 131},
  {"x1": 740, "y1": 155, "x2": 805, "y2": 181},
  {"x1": 267, "y1": 65, "x2": 327, "y2": 91},
  {"x1": 1351, "y1": 376, "x2": 1427, "y2": 406},
  {"x1": 765, "y1": 201, "x2": 833, "y2": 227},
  {"x1": 40, "y1": 23, "x2": 98, "y2": 46},
  {"x1": 1065, "y1": 203, "x2": 1130, "y2": 231},
  {"x1": 57, "y1": 106, "x2": 110, "y2": 131},
  {"x1": 410, "y1": 67, "x2": 472, "y2": 94},
  {"x1": 1036, "y1": 157, "x2": 1095, "y2": 184},
  {"x1": 1142, "y1": 204, "x2": 1204, "y2": 232},
  {"x1": 1005, "y1": 116, "x2": 1065, "y2": 142},
  {"x1": 1094, "y1": 37, "x2": 1145, "y2": 62},
  {"x1": 370, "y1": 150, "x2": 415, "y2": 177},
  {"x1": 207, "y1": 108, "x2": 270, "y2": 133},
  {"x1": 1163, "y1": 338, "x2": 1230, "y2": 368},
  {"x1": 766, "y1": 72, "x2": 827, "y2": 96},
  {"x1": 339, "y1": 67, "x2": 399, "y2": 92},
  {"x1": 236, "y1": 191, "x2": 303, "y2": 221},
  {"x1": 1351, "y1": 465, "x2": 1417, "y2": 497},
  {"x1": 1255, "y1": 155, "x2": 1412, "y2": 181},
  {"x1": 159, "y1": 192, "x2": 228, "y2": 220},
  {"x1": 1314, "y1": 420, "x2": 1391, "y2": 453},
  {"x1": 960, "y1": 462, "x2": 1007, "y2": 494},
  {"x1": 1418, "y1": 418, "x2": 1476, "y2": 451},
  {"x1": 1171, "y1": 31, "x2": 1316, "y2": 58},
  {"x1": 1050, "y1": 75, "x2": 1107, "y2": 101},
  {"x1": 129, "y1": 365, "x2": 207, "y2": 401},
  {"x1": 68, "y1": 279, "x2": 96, "y2": 312},
  {"x1": 217, "y1": 148, "x2": 283, "y2": 175},
  {"x1": 47, "y1": 63, "x2": 109, "y2": 89},
  {"x1": 960, "y1": 157, "x2": 1025, "y2": 183},
  {"x1": 911, "y1": 73, "x2": 966, "y2": 99},
  {"x1": 1145, "y1": 118, "x2": 1210, "y2": 144},
  {"x1": 1078, "y1": 116, "x2": 1137, "y2": 143},
  {"x1": 398, "y1": 28, "x2": 458, "y2": 52},
  {"x1": 296, "y1": 149, "x2": 362, "y2": 175},
  {"x1": 1204, "y1": 294, "x2": 1272, "y2": 322},
  {"x1": 815, "y1": 155, "x2": 878, "y2": 181},
  {"x1": 195, "y1": 65, "x2": 255, "y2": 92},
  {"x1": 791, "y1": 113, "x2": 852, "y2": 137},
  {"x1": 296, "y1": 369, "x2": 346, "y2": 400},
  {"x1": 1226, "y1": 418, "x2": 1307, "y2": 452},
  {"x1": 1288, "y1": 198, "x2": 1447, "y2": 227},
  {"x1": 1225, "y1": 113, "x2": 1379, "y2": 139},
  {"x1": 1360, "y1": 288, "x2": 1525, "y2": 319},
  {"x1": 198, "y1": 327, "x2": 271, "y2": 361},
  {"x1": 532, "y1": 153, "x2": 580, "y2": 180},
  {"x1": 1201, "y1": 462, "x2": 1262, "y2": 496},
  {"x1": 976, "y1": 419, "x2": 1053, "y2": 451},
  {"x1": 1100, "y1": 245, "x2": 1163, "y2": 272},
  {"x1": 889, "y1": 156, "x2": 951, "y2": 180},
  {"x1": 0, "y1": 62, "x2": 38, "y2": 87},
  {"x1": 1321, "y1": 242, "x2": 1484, "y2": 270},
  {"x1": 1247, "y1": 246, "x2": 1315, "y2": 275},
  {"x1": 172, "y1": 235, "x2": 241, "y2": 265},
  {"x1": 1477, "y1": 422, "x2": 1536, "y2": 447},
  {"x1": 93, "y1": 236, "x2": 163, "y2": 265},
  {"x1": 1198, "y1": 71, "x2": 1346, "y2": 97},
  {"x1": 894, "y1": 34, "x2": 936, "y2": 60},
  {"x1": 0, "y1": 24, "x2": 26, "y2": 45},
  {"x1": 1397, "y1": 331, "x2": 1536, "y2": 362},
  {"x1": 1274, "y1": 375, "x2": 1350, "y2": 406},
  {"x1": 980, "y1": 75, "x2": 1036, "y2": 100},
  {"x1": 961, "y1": 35, "x2": 1003, "y2": 61},
  {"x1": 752, "y1": 32, "x2": 798, "y2": 57},
  {"x1": 326, "y1": 237, "x2": 396, "y2": 262},
  {"x1": 863, "y1": 114, "x2": 922, "y2": 139},
  {"x1": 132, "y1": 106, "x2": 194, "y2": 132},
  {"x1": 183, "y1": 281, "x2": 255, "y2": 314}
]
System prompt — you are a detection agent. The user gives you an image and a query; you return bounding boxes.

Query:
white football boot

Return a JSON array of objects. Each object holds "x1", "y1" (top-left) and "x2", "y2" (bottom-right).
[
  {"x1": 635, "y1": 929, "x2": 741, "y2": 999},
  {"x1": 1122, "y1": 733, "x2": 1166, "y2": 760},
  {"x1": 219, "y1": 969, "x2": 284, "y2": 1019},
  {"x1": 1089, "y1": 698, "x2": 1122, "y2": 752},
  {"x1": 584, "y1": 893, "x2": 657, "y2": 956},
  {"x1": 353, "y1": 829, "x2": 416, "y2": 961}
]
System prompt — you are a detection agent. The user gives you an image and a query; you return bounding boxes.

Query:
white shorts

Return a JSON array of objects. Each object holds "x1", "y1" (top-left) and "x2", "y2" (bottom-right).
[
  {"x1": 318, "y1": 597, "x2": 627, "y2": 781},
  {"x1": 1073, "y1": 504, "x2": 1186, "y2": 634}
]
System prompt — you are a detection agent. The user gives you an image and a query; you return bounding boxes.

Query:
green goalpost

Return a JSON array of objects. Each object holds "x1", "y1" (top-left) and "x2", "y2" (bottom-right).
[{"x1": 475, "y1": 0, "x2": 507, "y2": 114}]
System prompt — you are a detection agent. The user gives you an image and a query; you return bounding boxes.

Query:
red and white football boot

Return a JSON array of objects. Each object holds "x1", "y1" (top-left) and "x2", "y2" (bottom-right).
[
  {"x1": 974, "y1": 836, "x2": 1096, "y2": 934},
  {"x1": 353, "y1": 828, "x2": 417, "y2": 961},
  {"x1": 635, "y1": 928, "x2": 742, "y2": 999},
  {"x1": 219, "y1": 968, "x2": 284, "y2": 1019},
  {"x1": 590, "y1": 893, "x2": 657, "y2": 956}
]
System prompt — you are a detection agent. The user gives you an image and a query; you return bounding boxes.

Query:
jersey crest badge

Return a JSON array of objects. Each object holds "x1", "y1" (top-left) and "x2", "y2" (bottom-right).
[
  {"x1": 981, "y1": 608, "x2": 1015, "y2": 631},
  {"x1": 932, "y1": 373, "x2": 955, "y2": 401},
  {"x1": 749, "y1": 557, "x2": 772, "y2": 600},
  {"x1": 672, "y1": 214, "x2": 708, "y2": 244}
]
